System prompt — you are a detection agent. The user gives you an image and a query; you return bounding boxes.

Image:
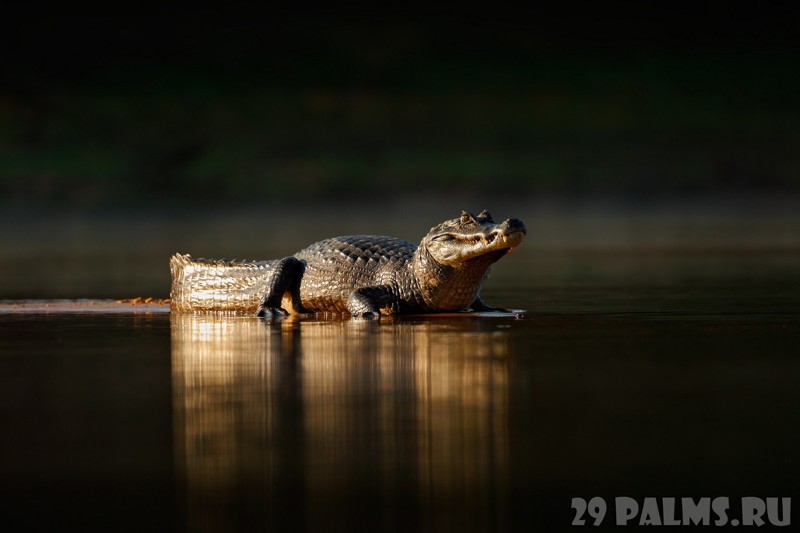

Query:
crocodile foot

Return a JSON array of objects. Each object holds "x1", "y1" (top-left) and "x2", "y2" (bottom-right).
[
  {"x1": 353, "y1": 310, "x2": 382, "y2": 319},
  {"x1": 470, "y1": 296, "x2": 512, "y2": 313},
  {"x1": 256, "y1": 306, "x2": 289, "y2": 318}
]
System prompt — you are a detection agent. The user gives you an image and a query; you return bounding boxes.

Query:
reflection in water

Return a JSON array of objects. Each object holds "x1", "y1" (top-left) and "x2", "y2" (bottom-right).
[{"x1": 171, "y1": 314, "x2": 511, "y2": 532}]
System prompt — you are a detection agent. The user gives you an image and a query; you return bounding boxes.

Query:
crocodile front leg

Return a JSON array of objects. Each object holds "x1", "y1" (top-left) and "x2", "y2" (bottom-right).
[
  {"x1": 347, "y1": 285, "x2": 395, "y2": 318},
  {"x1": 256, "y1": 257, "x2": 310, "y2": 317}
]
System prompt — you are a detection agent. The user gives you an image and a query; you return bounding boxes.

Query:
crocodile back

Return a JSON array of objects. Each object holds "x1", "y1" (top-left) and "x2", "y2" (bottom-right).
[{"x1": 293, "y1": 236, "x2": 417, "y2": 313}]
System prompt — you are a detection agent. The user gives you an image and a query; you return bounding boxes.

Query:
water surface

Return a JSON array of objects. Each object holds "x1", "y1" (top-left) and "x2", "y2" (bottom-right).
[
  {"x1": 2, "y1": 202, "x2": 800, "y2": 531},
  {"x1": 2, "y1": 272, "x2": 799, "y2": 531}
]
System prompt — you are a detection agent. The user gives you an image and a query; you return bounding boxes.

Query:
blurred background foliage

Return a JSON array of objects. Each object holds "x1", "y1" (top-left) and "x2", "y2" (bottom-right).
[{"x1": 2, "y1": 6, "x2": 799, "y2": 211}]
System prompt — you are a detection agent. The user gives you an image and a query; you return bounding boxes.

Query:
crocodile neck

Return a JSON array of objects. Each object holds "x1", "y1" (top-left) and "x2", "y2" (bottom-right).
[{"x1": 412, "y1": 244, "x2": 500, "y2": 311}]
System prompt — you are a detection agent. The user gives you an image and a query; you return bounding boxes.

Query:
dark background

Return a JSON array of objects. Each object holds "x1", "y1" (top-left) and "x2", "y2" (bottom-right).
[
  {"x1": 2, "y1": 7, "x2": 800, "y2": 533},
  {"x1": 2, "y1": 4, "x2": 799, "y2": 212}
]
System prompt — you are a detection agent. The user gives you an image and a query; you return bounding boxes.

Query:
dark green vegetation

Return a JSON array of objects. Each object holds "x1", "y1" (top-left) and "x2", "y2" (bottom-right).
[{"x1": 2, "y1": 12, "x2": 799, "y2": 209}]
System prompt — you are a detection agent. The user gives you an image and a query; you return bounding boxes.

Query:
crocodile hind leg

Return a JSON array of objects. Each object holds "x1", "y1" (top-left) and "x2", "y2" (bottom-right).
[{"x1": 256, "y1": 257, "x2": 310, "y2": 317}]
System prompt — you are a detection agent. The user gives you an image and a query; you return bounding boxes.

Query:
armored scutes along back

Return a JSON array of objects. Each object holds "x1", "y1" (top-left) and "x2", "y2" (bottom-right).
[
  {"x1": 293, "y1": 235, "x2": 419, "y2": 314},
  {"x1": 170, "y1": 211, "x2": 526, "y2": 316}
]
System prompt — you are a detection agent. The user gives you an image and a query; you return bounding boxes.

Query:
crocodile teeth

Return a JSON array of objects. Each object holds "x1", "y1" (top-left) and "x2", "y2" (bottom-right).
[{"x1": 502, "y1": 235, "x2": 508, "y2": 243}]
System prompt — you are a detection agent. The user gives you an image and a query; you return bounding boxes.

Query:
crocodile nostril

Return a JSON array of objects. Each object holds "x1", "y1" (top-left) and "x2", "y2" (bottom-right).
[{"x1": 502, "y1": 219, "x2": 526, "y2": 233}]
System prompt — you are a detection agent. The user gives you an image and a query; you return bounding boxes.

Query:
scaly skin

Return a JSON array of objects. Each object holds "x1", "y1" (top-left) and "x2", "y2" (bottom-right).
[{"x1": 170, "y1": 210, "x2": 526, "y2": 317}]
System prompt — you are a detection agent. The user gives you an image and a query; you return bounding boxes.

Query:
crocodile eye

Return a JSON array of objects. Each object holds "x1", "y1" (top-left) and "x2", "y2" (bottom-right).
[
  {"x1": 477, "y1": 210, "x2": 494, "y2": 222},
  {"x1": 432, "y1": 234, "x2": 454, "y2": 242},
  {"x1": 460, "y1": 211, "x2": 476, "y2": 224}
]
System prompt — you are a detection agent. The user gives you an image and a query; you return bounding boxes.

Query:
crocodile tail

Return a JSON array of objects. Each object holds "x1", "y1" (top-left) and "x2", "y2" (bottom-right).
[{"x1": 169, "y1": 253, "x2": 276, "y2": 313}]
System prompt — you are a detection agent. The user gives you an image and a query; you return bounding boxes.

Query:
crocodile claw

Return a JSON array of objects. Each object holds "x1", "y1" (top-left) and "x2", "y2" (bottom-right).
[{"x1": 256, "y1": 306, "x2": 289, "y2": 318}]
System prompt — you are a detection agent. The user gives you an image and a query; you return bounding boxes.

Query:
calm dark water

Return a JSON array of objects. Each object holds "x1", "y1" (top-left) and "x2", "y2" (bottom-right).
[{"x1": 1, "y1": 276, "x2": 799, "y2": 532}]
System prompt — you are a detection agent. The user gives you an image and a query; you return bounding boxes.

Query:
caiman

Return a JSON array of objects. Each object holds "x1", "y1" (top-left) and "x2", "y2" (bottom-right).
[{"x1": 170, "y1": 210, "x2": 526, "y2": 317}]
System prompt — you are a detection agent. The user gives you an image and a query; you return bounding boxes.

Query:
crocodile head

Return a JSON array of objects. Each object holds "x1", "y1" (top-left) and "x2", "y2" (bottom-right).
[{"x1": 421, "y1": 210, "x2": 526, "y2": 266}]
